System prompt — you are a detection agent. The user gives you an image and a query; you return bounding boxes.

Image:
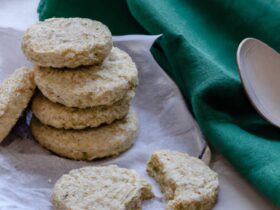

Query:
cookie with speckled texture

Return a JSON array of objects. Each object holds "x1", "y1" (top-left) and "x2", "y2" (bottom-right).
[
  {"x1": 22, "y1": 18, "x2": 112, "y2": 68},
  {"x1": 147, "y1": 150, "x2": 219, "y2": 210},
  {"x1": 52, "y1": 165, "x2": 154, "y2": 210},
  {"x1": 0, "y1": 67, "x2": 36, "y2": 143},
  {"x1": 32, "y1": 91, "x2": 134, "y2": 129},
  {"x1": 34, "y1": 47, "x2": 138, "y2": 108},
  {"x1": 31, "y1": 109, "x2": 138, "y2": 160}
]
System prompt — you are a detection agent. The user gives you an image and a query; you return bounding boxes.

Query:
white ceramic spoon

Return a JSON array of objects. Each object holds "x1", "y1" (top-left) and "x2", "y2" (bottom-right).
[{"x1": 237, "y1": 38, "x2": 280, "y2": 127}]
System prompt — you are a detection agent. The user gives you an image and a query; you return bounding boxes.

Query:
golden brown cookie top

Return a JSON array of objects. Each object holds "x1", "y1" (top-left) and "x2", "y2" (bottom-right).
[{"x1": 22, "y1": 18, "x2": 112, "y2": 68}]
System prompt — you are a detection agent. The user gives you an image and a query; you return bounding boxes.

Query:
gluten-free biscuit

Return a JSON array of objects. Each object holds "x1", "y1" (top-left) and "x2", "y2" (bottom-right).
[
  {"x1": 34, "y1": 47, "x2": 138, "y2": 108},
  {"x1": 31, "y1": 109, "x2": 138, "y2": 160},
  {"x1": 52, "y1": 165, "x2": 154, "y2": 210},
  {"x1": 0, "y1": 67, "x2": 36, "y2": 143},
  {"x1": 32, "y1": 91, "x2": 133, "y2": 129},
  {"x1": 147, "y1": 150, "x2": 219, "y2": 210},
  {"x1": 22, "y1": 18, "x2": 112, "y2": 68}
]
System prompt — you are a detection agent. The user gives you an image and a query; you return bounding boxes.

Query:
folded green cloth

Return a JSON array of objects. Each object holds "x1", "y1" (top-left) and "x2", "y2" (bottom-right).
[
  {"x1": 38, "y1": 0, "x2": 280, "y2": 207},
  {"x1": 38, "y1": 0, "x2": 146, "y2": 35}
]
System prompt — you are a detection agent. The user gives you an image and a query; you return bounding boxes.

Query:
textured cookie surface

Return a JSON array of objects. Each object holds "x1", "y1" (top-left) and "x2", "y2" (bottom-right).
[
  {"x1": 32, "y1": 91, "x2": 133, "y2": 129},
  {"x1": 52, "y1": 165, "x2": 153, "y2": 210},
  {"x1": 34, "y1": 47, "x2": 138, "y2": 108},
  {"x1": 31, "y1": 109, "x2": 138, "y2": 160},
  {"x1": 22, "y1": 18, "x2": 112, "y2": 68},
  {"x1": 0, "y1": 67, "x2": 36, "y2": 143},
  {"x1": 147, "y1": 150, "x2": 219, "y2": 210}
]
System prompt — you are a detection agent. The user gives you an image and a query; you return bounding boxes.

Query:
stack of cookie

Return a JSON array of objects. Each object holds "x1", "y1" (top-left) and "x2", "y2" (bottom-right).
[{"x1": 21, "y1": 18, "x2": 138, "y2": 160}]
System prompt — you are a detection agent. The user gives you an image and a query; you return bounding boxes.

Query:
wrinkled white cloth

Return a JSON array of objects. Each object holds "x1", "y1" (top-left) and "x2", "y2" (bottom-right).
[{"x1": 0, "y1": 29, "x2": 206, "y2": 210}]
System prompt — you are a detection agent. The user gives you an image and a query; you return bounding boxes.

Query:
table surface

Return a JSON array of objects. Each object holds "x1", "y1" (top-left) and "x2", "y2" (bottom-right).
[{"x1": 0, "y1": 0, "x2": 277, "y2": 209}]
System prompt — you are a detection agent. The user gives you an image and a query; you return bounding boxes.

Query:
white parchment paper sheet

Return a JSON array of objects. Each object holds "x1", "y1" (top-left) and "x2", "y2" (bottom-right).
[{"x1": 0, "y1": 29, "x2": 208, "y2": 210}]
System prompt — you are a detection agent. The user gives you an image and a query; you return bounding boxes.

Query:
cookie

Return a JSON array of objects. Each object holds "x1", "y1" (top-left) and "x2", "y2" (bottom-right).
[
  {"x1": 147, "y1": 150, "x2": 219, "y2": 210},
  {"x1": 32, "y1": 91, "x2": 134, "y2": 129},
  {"x1": 34, "y1": 47, "x2": 138, "y2": 108},
  {"x1": 52, "y1": 165, "x2": 154, "y2": 210},
  {"x1": 22, "y1": 18, "x2": 112, "y2": 68},
  {"x1": 31, "y1": 109, "x2": 138, "y2": 160},
  {"x1": 0, "y1": 67, "x2": 36, "y2": 143}
]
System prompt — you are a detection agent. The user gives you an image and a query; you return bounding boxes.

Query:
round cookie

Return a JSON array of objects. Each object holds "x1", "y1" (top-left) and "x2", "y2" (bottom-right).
[
  {"x1": 31, "y1": 109, "x2": 138, "y2": 160},
  {"x1": 22, "y1": 18, "x2": 112, "y2": 68},
  {"x1": 147, "y1": 150, "x2": 219, "y2": 210},
  {"x1": 34, "y1": 47, "x2": 138, "y2": 108},
  {"x1": 0, "y1": 67, "x2": 36, "y2": 143},
  {"x1": 52, "y1": 165, "x2": 154, "y2": 210},
  {"x1": 32, "y1": 91, "x2": 134, "y2": 129}
]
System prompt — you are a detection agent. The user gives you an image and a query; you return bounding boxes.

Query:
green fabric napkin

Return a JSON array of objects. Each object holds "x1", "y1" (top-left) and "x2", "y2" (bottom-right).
[
  {"x1": 38, "y1": 0, "x2": 280, "y2": 207},
  {"x1": 38, "y1": 0, "x2": 146, "y2": 35}
]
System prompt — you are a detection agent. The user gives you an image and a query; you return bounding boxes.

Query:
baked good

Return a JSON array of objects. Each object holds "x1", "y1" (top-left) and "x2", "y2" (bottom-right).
[
  {"x1": 32, "y1": 91, "x2": 133, "y2": 129},
  {"x1": 0, "y1": 67, "x2": 36, "y2": 143},
  {"x1": 22, "y1": 18, "x2": 112, "y2": 68},
  {"x1": 52, "y1": 165, "x2": 153, "y2": 210},
  {"x1": 34, "y1": 47, "x2": 138, "y2": 108},
  {"x1": 31, "y1": 109, "x2": 138, "y2": 160},
  {"x1": 147, "y1": 150, "x2": 219, "y2": 210}
]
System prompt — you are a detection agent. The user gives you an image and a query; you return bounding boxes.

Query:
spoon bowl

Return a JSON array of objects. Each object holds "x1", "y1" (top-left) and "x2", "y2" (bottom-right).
[{"x1": 237, "y1": 38, "x2": 280, "y2": 127}]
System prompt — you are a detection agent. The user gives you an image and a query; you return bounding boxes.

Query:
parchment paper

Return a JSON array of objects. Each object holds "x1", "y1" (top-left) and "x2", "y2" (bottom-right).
[{"x1": 0, "y1": 29, "x2": 208, "y2": 210}]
